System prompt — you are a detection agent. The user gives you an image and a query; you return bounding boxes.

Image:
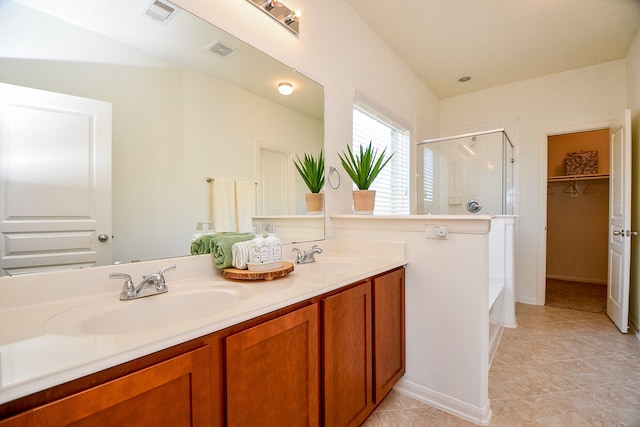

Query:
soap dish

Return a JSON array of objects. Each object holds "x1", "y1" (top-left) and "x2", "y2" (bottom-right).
[{"x1": 247, "y1": 260, "x2": 283, "y2": 272}]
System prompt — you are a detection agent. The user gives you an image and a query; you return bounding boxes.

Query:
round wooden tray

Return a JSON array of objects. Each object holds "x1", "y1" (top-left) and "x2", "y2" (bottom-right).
[{"x1": 222, "y1": 261, "x2": 294, "y2": 281}]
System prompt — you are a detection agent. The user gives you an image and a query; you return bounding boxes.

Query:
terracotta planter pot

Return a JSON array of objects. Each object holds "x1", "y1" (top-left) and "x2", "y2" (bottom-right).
[
  {"x1": 352, "y1": 190, "x2": 375, "y2": 214},
  {"x1": 305, "y1": 193, "x2": 324, "y2": 214}
]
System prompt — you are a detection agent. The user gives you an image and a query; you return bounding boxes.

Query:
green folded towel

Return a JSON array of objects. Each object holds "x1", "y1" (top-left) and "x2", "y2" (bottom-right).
[
  {"x1": 210, "y1": 233, "x2": 254, "y2": 269},
  {"x1": 190, "y1": 234, "x2": 215, "y2": 255}
]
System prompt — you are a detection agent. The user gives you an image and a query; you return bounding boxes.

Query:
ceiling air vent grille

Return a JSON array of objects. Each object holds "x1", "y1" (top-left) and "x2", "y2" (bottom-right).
[
  {"x1": 144, "y1": 0, "x2": 178, "y2": 23},
  {"x1": 207, "y1": 41, "x2": 237, "y2": 58}
]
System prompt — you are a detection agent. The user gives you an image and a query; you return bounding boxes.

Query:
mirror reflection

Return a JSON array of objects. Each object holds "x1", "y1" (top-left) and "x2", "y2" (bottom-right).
[{"x1": 0, "y1": 0, "x2": 324, "y2": 275}]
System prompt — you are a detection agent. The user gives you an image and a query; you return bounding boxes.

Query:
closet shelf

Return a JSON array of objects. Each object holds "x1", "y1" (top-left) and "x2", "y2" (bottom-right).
[{"x1": 547, "y1": 173, "x2": 609, "y2": 183}]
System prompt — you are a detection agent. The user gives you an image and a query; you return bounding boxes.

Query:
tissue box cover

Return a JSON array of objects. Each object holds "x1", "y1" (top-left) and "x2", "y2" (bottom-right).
[{"x1": 565, "y1": 150, "x2": 598, "y2": 175}]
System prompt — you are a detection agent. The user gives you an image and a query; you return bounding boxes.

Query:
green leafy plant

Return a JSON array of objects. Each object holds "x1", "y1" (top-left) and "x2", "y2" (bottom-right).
[
  {"x1": 293, "y1": 150, "x2": 325, "y2": 193},
  {"x1": 338, "y1": 142, "x2": 394, "y2": 190}
]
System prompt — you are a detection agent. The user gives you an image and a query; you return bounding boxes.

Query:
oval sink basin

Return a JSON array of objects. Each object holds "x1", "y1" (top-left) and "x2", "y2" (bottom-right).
[{"x1": 45, "y1": 284, "x2": 251, "y2": 336}]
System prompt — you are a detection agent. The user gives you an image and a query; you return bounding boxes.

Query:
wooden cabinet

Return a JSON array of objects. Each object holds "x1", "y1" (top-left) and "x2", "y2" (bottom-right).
[
  {"x1": 322, "y1": 267, "x2": 406, "y2": 426},
  {"x1": 322, "y1": 281, "x2": 373, "y2": 427},
  {"x1": 225, "y1": 304, "x2": 320, "y2": 427},
  {"x1": 373, "y1": 268, "x2": 405, "y2": 403},
  {"x1": 0, "y1": 346, "x2": 212, "y2": 427},
  {"x1": 0, "y1": 267, "x2": 405, "y2": 427}
]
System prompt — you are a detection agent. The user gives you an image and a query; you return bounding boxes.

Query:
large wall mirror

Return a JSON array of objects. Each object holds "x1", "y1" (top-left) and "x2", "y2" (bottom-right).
[{"x1": 0, "y1": 0, "x2": 324, "y2": 275}]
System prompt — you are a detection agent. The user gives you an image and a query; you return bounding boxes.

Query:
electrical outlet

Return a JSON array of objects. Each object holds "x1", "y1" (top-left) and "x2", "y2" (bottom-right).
[{"x1": 425, "y1": 225, "x2": 448, "y2": 239}]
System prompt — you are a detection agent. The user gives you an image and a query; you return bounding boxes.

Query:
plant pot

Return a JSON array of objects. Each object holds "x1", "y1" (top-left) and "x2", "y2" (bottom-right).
[
  {"x1": 305, "y1": 193, "x2": 324, "y2": 214},
  {"x1": 352, "y1": 190, "x2": 375, "y2": 214}
]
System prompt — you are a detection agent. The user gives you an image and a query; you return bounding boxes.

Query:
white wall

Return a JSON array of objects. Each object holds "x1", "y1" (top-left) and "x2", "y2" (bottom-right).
[
  {"x1": 440, "y1": 60, "x2": 627, "y2": 304},
  {"x1": 172, "y1": 0, "x2": 441, "y2": 228},
  {"x1": 626, "y1": 30, "x2": 640, "y2": 333},
  {"x1": 332, "y1": 216, "x2": 492, "y2": 425}
]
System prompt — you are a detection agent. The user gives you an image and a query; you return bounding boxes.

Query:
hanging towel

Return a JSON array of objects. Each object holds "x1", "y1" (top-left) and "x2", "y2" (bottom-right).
[
  {"x1": 235, "y1": 180, "x2": 256, "y2": 233},
  {"x1": 210, "y1": 232, "x2": 254, "y2": 269},
  {"x1": 190, "y1": 234, "x2": 215, "y2": 255},
  {"x1": 231, "y1": 240, "x2": 253, "y2": 269},
  {"x1": 212, "y1": 179, "x2": 236, "y2": 232}
]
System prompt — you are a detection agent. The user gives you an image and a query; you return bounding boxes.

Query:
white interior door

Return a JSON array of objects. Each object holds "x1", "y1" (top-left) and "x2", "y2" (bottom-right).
[
  {"x1": 257, "y1": 144, "x2": 294, "y2": 216},
  {"x1": 0, "y1": 83, "x2": 112, "y2": 276},
  {"x1": 607, "y1": 109, "x2": 632, "y2": 333}
]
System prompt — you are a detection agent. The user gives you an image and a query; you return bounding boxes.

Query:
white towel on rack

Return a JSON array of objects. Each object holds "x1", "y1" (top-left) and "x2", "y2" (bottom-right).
[
  {"x1": 212, "y1": 179, "x2": 236, "y2": 232},
  {"x1": 235, "y1": 180, "x2": 256, "y2": 233}
]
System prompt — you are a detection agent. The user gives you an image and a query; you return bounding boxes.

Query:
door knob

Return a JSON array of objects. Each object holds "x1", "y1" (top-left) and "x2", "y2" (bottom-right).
[
  {"x1": 627, "y1": 230, "x2": 639, "y2": 237},
  {"x1": 98, "y1": 234, "x2": 110, "y2": 242},
  {"x1": 613, "y1": 230, "x2": 623, "y2": 236}
]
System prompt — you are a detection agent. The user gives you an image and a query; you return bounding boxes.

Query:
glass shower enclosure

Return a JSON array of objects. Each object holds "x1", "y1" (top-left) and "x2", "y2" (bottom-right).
[{"x1": 417, "y1": 129, "x2": 514, "y2": 215}]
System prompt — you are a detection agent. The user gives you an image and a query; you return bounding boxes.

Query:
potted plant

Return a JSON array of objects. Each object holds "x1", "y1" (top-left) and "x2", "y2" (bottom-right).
[
  {"x1": 338, "y1": 141, "x2": 394, "y2": 214},
  {"x1": 293, "y1": 150, "x2": 325, "y2": 214}
]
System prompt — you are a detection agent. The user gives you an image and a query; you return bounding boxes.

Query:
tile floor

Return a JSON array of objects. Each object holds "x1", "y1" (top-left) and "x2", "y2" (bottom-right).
[{"x1": 363, "y1": 303, "x2": 640, "y2": 426}]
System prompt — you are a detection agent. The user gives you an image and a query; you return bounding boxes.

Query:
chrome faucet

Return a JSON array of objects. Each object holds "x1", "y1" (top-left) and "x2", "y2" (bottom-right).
[
  {"x1": 110, "y1": 265, "x2": 176, "y2": 301},
  {"x1": 292, "y1": 245, "x2": 323, "y2": 264}
]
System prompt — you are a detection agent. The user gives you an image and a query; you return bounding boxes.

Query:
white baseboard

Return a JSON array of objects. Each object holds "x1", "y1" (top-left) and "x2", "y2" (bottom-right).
[
  {"x1": 394, "y1": 378, "x2": 492, "y2": 426},
  {"x1": 517, "y1": 296, "x2": 538, "y2": 305}
]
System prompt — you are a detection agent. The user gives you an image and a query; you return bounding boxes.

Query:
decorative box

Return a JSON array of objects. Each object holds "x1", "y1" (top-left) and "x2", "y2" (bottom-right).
[{"x1": 564, "y1": 150, "x2": 598, "y2": 175}]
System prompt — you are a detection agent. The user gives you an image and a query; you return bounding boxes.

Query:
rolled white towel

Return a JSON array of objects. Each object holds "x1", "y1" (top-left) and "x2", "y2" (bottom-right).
[{"x1": 231, "y1": 240, "x2": 252, "y2": 269}]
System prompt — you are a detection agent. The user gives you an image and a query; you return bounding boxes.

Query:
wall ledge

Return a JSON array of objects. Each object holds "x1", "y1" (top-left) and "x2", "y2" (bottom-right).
[{"x1": 331, "y1": 214, "x2": 492, "y2": 234}]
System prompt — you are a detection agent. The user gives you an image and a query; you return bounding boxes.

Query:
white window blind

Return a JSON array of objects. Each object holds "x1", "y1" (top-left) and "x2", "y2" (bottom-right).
[
  {"x1": 423, "y1": 147, "x2": 434, "y2": 202},
  {"x1": 352, "y1": 101, "x2": 410, "y2": 214}
]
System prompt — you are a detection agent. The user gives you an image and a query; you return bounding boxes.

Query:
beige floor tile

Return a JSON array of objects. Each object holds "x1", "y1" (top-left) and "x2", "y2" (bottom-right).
[
  {"x1": 374, "y1": 390, "x2": 429, "y2": 412},
  {"x1": 490, "y1": 337, "x2": 548, "y2": 365},
  {"x1": 528, "y1": 337, "x2": 611, "y2": 363},
  {"x1": 364, "y1": 304, "x2": 640, "y2": 426},
  {"x1": 578, "y1": 331, "x2": 640, "y2": 355},
  {"x1": 375, "y1": 406, "x2": 477, "y2": 427},
  {"x1": 489, "y1": 362, "x2": 581, "y2": 400},
  {"x1": 546, "y1": 355, "x2": 638, "y2": 388}
]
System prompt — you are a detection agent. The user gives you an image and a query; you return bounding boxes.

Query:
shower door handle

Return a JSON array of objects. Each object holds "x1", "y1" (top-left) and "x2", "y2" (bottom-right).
[{"x1": 466, "y1": 199, "x2": 482, "y2": 213}]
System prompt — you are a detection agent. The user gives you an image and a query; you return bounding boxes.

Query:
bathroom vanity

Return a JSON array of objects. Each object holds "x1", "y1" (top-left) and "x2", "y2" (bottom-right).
[{"x1": 0, "y1": 242, "x2": 405, "y2": 426}]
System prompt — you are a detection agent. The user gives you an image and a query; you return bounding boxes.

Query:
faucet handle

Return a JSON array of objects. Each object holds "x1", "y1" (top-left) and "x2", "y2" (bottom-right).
[
  {"x1": 158, "y1": 265, "x2": 176, "y2": 275},
  {"x1": 292, "y1": 248, "x2": 303, "y2": 264},
  {"x1": 109, "y1": 272, "x2": 135, "y2": 299},
  {"x1": 152, "y1": 265, "x2": 176, "y2": 291}
]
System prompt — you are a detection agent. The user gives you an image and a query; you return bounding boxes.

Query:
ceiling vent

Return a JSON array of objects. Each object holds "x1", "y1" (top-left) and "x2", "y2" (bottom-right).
[
  {"x1": 144, "y1": 0, "x2": 179, "y2": 24},
  {"x1": 207, "y1": 41, "x2": 237, "y2": 58}
]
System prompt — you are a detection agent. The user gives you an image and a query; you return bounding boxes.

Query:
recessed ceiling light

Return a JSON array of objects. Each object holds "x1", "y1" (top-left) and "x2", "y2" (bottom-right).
[
  {"x1": 278, "y1": 82, "x2": 293, "y2": 95},
  {"x1": 457, "y1": 75, "x2": 472, "y2": 83}
]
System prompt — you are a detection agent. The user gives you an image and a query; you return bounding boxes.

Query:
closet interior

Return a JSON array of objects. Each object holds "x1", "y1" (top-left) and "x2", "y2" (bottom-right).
[{"x1": 546, "y1": 129, "x2": 609, "y2": 312}]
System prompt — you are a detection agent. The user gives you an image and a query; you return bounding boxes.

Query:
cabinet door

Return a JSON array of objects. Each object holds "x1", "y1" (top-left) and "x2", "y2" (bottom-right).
[
  {"x1": 322, "y1": 281, "x2": 373, "y2": 427},
  {"x1": 225, "y1": 304, "x2": 319, "y2": 427},
  {"x1": 0, "y1": 346, "x2": 212, "y2": 427},
  {"x1": 373, "y1": 268, "x2": 406, "y2": 402}
]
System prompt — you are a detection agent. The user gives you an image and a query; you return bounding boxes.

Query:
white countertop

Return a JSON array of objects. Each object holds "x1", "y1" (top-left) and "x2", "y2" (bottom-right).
[{"x1": 0, "y1": 239, "x2": 405, "y2": 405}]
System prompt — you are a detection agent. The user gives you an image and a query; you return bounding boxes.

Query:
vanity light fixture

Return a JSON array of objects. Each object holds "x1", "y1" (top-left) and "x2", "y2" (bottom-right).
[
  {"x1": 263, "y1": 0, "x2": 277, "y2": 11},
  {"x1": 247, "y1": 0, "x2": 300, "y2": 36},
  {"x1": 278, "y1": 82, "x2": 294, "y2": 96}
]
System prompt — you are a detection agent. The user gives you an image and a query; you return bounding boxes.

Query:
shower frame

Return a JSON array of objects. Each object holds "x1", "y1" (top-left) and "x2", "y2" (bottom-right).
[{"x1": 419, "y1": 128, "x2": 514, "y2": 215}]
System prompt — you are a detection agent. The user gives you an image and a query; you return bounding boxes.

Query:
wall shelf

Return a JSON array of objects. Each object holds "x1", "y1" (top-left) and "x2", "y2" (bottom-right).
[{"x1": 547, "y1": 174, "x2": 609, "y2": 183}]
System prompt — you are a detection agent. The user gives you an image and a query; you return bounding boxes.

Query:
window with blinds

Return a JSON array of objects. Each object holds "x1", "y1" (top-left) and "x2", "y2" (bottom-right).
[{"x1": 352, "y1": 101, "x2": 410, "y2": 214}]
